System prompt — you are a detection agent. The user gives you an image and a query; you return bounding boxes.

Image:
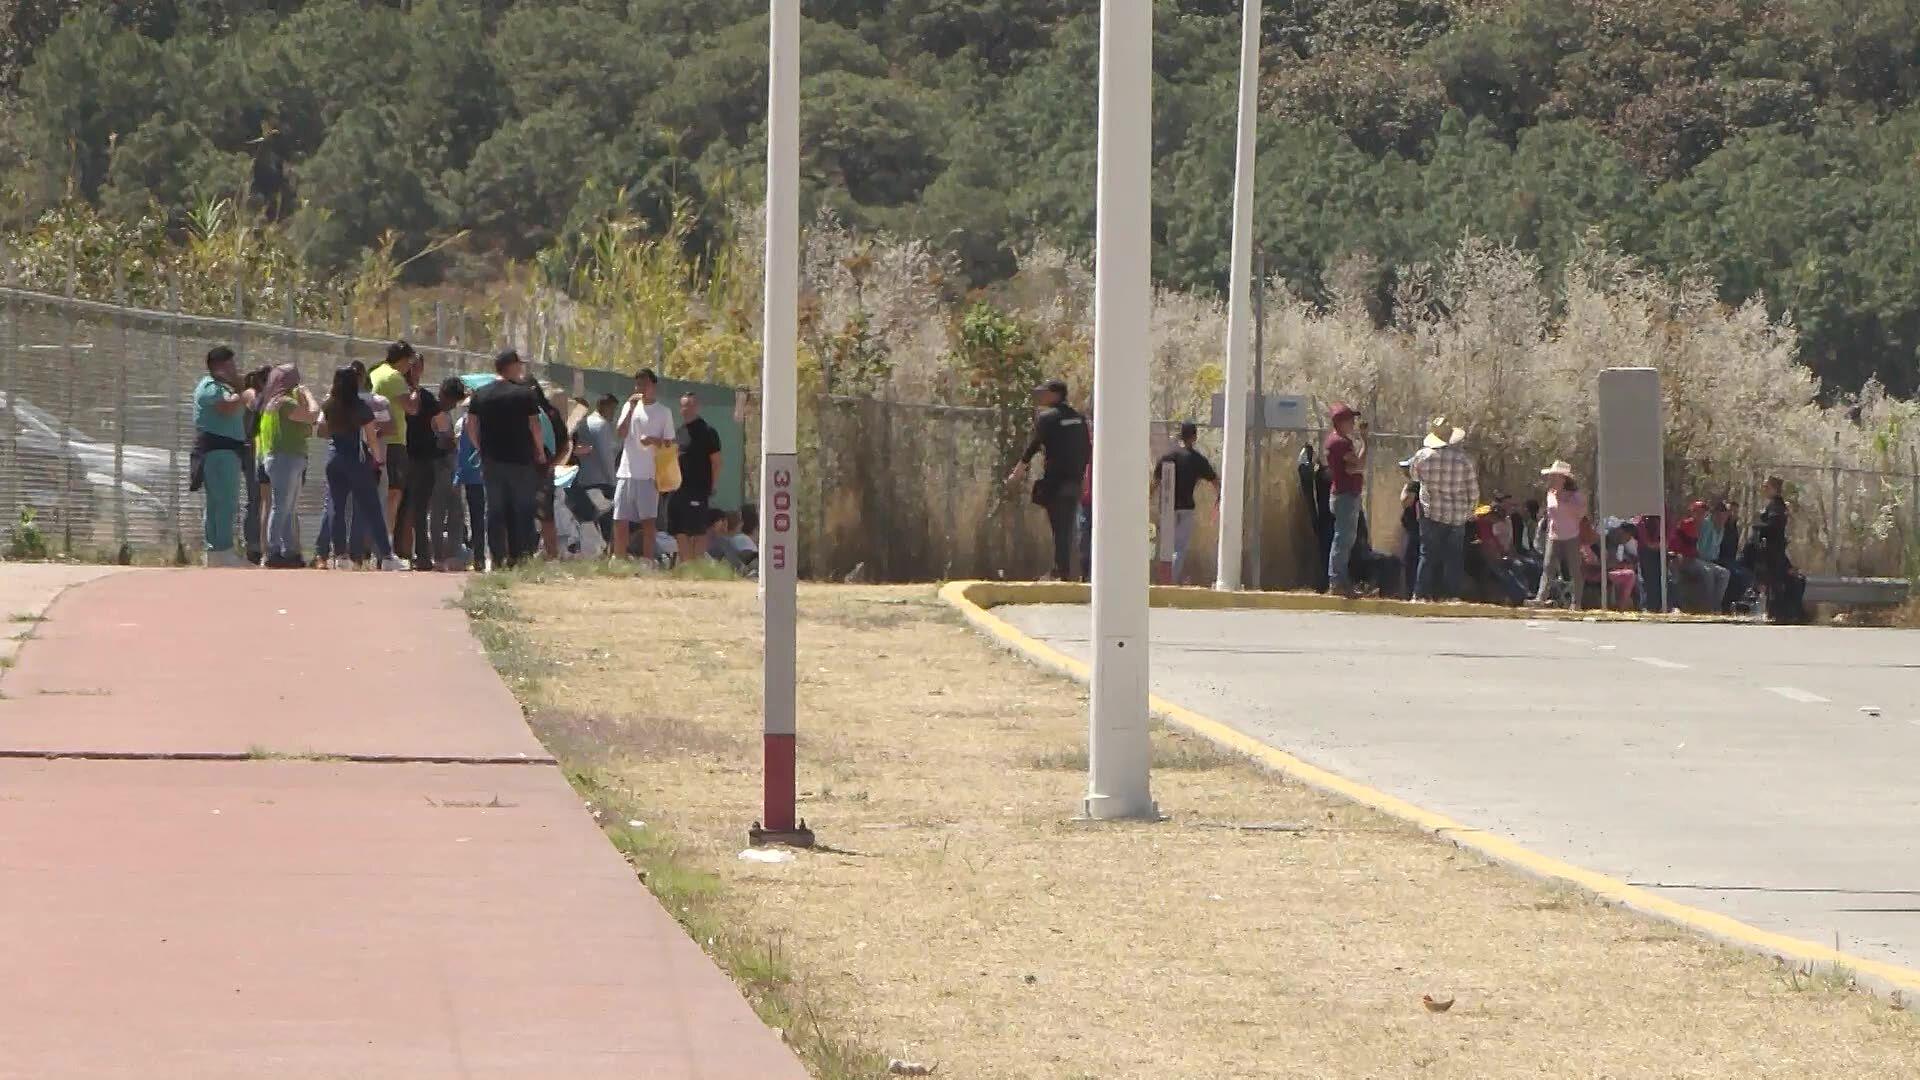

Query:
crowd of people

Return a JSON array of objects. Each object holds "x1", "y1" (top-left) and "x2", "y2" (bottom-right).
[
  {"x1": 1004, "y1": 379, "x2": 1807, "y2": 623},
  {"x1": 1305, "y1": 407, "x2": 1806, "y2": 622},
  {"x1": 190, "y1": 343, "x2": 759, "y2": 576}
]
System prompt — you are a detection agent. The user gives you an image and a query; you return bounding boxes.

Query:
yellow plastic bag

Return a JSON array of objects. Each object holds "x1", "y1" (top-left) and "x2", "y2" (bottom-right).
[{"x1": 654, "y1": 443, "x2": 682, "y2": 493}]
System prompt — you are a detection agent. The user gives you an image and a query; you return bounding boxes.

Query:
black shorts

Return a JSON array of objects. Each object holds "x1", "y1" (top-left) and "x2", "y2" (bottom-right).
[
  {"x1": 385, "y1": 444, "x2": 410, "y2": 492},
  {"x1": 666, "y1": 490, "x2": 711, "y2": 536},
  {"x1": 534, "y1": 469, "x2": 556, "y2": 524}
]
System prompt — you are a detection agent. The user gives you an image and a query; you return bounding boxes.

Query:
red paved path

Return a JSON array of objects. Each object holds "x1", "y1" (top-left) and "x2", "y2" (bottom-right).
[
  {"x1": 0, "y1": 570, "x2": 807, "y2": 1080},
  {"x1": 0, "y1": 570, "x2": 547, "y2": 761}
]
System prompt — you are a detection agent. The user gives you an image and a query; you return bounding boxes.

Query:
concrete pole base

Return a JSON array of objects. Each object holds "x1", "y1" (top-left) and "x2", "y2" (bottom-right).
[
  {"x1": 749, "y1": 821, "x2": 817, "y2": 848},
  {"x1": 1079, "y1": 794, "x2": 1164, "y2": 822}
]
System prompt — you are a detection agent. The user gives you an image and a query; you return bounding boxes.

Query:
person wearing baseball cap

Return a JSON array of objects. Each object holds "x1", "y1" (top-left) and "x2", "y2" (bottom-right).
[
  {"x1": 1322, "y1": 403, "x2": 1367, "y2": 596},
  {"x1": 1007, "y1": 377, "x2": 1088, "y2": 580}
]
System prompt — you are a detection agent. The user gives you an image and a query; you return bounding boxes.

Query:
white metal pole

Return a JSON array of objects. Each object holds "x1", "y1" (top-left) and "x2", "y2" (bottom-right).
[
  {"x1": 754, "y1": 0, "x2": 808, "y2": 846},
  {"x1": 1215, "y1": 0, "x2": 1260, "y2": 592},
  {"x1": 1085, "y1": 0, "x2": 1155, "y2": 822}
]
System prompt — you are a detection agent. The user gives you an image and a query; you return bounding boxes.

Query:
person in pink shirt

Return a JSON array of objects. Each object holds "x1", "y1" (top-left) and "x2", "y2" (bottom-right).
[{"x1": 1530, "y1": 459, "x2": 1587, "y2": 609}]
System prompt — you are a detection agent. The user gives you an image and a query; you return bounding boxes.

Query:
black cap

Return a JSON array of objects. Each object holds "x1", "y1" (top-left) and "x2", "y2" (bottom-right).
[
  {"x1": 493, "y1": 349, "x2": 522, "y2": 373},
  {"x1": 1035, "y1": 378, "x2": 1068, "y2": 397}
]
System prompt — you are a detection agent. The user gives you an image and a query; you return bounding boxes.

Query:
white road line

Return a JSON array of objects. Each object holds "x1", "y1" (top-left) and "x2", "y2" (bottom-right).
[
  {"x1": 1595, "y1": 644, "x2": 1618, "y2": 651},
  {"x1": 1556, "y1": 636, "x2": 1593, "y2": 646},
  {"x1": 1767, "y1": 686, "x2": 1830, "y2": 704},
  {"x1": 1633, "y1": 657, "x2": 1689, "y2": 670}
]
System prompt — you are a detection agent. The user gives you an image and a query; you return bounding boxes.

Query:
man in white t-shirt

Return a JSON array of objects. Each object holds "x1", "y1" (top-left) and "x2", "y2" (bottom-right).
[{"x1": 612, "y1": 367, "x2": 675, "y2": 560}]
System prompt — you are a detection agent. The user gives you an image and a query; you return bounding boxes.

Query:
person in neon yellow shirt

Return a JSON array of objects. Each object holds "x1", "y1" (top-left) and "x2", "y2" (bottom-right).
[{"x1": 368, "y1": 341, "x2": 420, "y2": 556}]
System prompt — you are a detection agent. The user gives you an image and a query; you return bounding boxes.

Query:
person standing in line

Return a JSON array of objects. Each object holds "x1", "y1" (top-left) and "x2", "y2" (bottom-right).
[
  {"x1": 668, "y1": 393, "x2": 723, "y2": 562},
  {"x1": 1151, "y1": 421, "x2": 1218, "y2": 585},
  {"x1": 534, "y1": 383, "x2": 572, "y2": 560},
  {"x1": 1076, "y1": 415, "x2": 1093, "y2": 582},
  {"x1": 430, "y1": 377, "x2": 470, "y2": 570},
  {"x1": 191, "y1": 347, "x2": 257, "y2": 568},
  {"x1": 319, "y1": 364, "x2": 405, "y2": 571},
  {"x1": 255, "y1": 364, "x2": 318, "y2": 569},
  {"x1": 452, "y1": 379, "x2": 490, "y2": 571},
  {"x1": 1407, "y1": 418, "x2": 1479, "y2": 601},
  {"x1": 466, "y1": 350, "x2": 548, "y2": 568},
  {"x1": 612, "y1": 368, "x2": 675, "y2": 561},
  {"x1": 1006, "y1": 378, "x2": 1089, "y2": 582},
  {"x1": 240, "y1": 365, "x2": 273, "y2": 565},
  {"x1": 1529, "y1": 460, "x2": 1586, "y2": 609},
  {"x1": 567, "y1": 393, "x2": 620, "y2": 546},
  {"x1": 1398, "y1": 461, "x2": 1422, "y2": 599},
  {"x1": 1323, "y1": 403, "x2": 1367, "y2": 597},
  {"x1": 369, "y1": 341, "x2": 420, "y2": 557},
  {"x1": 397, "y1": 357, "x2": 444, "y2": 569}
]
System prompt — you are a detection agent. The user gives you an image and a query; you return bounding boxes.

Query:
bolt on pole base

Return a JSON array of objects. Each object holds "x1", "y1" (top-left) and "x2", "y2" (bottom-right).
[
  {"x1": 1077, "y1": 794, "x2": 1165, "y2": 824},
  {"x1": 749, "y1": 820, "x2": 817, "y2": 849}
]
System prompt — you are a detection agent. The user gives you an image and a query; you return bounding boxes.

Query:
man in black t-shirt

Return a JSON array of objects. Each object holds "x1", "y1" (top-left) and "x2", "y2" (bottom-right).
[
  {"x1": 669, "y1": 393, "x2": 723, "y2": 560},
  {"x1": 464, "y1": 350, "x2": 548, "y2": 568},
  {"x1": 1006, "y1": 378, "x2": 1089, "y2": 581},
  {"x1": 1151, "y1": 422, "x2": 1218, "y2": 584},
  {"x1": 398, "y1": 373, "x2": 441, "y2": 569}
]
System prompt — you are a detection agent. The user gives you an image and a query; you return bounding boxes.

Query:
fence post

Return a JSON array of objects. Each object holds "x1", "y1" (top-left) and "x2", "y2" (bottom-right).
[
  {"x1": 0, "y1": 241, "x2": 16, "y2": 537},
  {"x1": 1829, "y1": 434, "x2": 1841, "y2": 574},
  {"x1": 168, "y1": 274, "x2": 185, "y2": 560},
  {"x1": 113, "y1": 264, "x2": 130, "y2": 558},
  {"x1": 434, "y1": 300, "x2": 445, "y2": 349},
  {"x1": 60, "y1": 249, "x2": 77, "y2": 555}
]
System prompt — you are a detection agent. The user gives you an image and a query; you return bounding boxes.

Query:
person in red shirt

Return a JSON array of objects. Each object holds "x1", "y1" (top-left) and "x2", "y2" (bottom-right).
[
  {"x1": 1668, "y1": 500, "x2": 1731, "y2": 611},
  {"x1": 1323, "y1": 403, "x2": 1367, "y2": 595}
]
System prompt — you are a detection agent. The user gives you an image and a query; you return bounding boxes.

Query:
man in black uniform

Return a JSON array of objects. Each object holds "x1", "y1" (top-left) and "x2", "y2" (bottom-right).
[
  {"x1": 1006, "y1": 378, "x2": 1089, "y2": 581},
  {"x1": 1151, "y1": 422, "x2": 1218, "y2": 584}
]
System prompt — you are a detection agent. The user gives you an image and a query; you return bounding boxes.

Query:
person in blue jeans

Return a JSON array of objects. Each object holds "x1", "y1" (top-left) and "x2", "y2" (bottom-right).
[
  {"x1": 319, "y1": 365, "x2": 405, "y2": 572},
  {"x1": 1323, "y1": 403, "x2": 1367, "y2": 595},
  {"x1": 453, "y1": 381, "x2": 489, "y2": 571}
]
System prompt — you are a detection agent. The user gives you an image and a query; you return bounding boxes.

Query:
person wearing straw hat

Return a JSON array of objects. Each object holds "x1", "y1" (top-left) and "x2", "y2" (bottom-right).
[
  {"x1": 1406, "y1": 417, "x2": 1477, "y2": 601},
  {"x1": 1529, "y1": 459, "x2": 1587, "y2": 609}
]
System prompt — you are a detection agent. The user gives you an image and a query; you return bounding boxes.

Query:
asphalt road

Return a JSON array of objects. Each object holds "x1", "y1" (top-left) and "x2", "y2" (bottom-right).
[{"x1": 1001, "y1": 603, "x2": 1920, "y2": 975}]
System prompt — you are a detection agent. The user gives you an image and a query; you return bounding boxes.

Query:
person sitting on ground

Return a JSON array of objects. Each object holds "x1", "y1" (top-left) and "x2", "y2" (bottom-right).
[
  {"x1": 1669, "y1": 501, "x2": 1731, "y2": 612},
  {"x1": 1529, "y1": 461, "x2": 1586, "y2": 610},
  {"x1": 1707, "y1": 498, "x2": 1752, "y2": 611},
  {"x1": 1604, "y1": 519, "x2": 1640, "y2": 610},
  {"x1": 1469, "y1": 503, "x2": 1529, "y2": 604}
]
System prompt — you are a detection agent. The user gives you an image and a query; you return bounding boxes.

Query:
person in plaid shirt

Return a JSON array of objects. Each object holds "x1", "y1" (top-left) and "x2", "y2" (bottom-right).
[{"x1": 1408, "y1": 418, "x2": 1478, "y2": 601}]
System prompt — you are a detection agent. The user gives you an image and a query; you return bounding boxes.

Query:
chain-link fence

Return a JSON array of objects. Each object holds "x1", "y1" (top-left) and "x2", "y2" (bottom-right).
[
  {"x1": 0, "y1": 272, "x2": 497, "y2": 559},
  {"x1": 4, "y1": 263, "x2": 1914, "y2": 580}
]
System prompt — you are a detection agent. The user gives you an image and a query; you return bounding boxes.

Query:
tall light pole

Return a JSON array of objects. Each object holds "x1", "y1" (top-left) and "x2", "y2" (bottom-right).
[
  {"x1": 1085, "y1": 0, "x2": 1156, "y2": 822},
  {"x1": 1215, "y1": 0, "x2": 1261, "y2": 592},
  {"x1": 752, "y1": 0, "x2": 811, "y2": 847}
]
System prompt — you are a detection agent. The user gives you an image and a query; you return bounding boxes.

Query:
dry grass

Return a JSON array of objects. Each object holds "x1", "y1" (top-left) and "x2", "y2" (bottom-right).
[{"x1": 487, "y1": 575, "x2": 1919, "y2": 1079}]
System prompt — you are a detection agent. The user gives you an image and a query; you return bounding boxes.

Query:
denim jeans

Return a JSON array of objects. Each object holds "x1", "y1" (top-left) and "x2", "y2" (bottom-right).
[
  {"x1": 201, "y1": 449, "x2": 241, "y2": 555},
  {"x1": 324, "y1": 445, "x2": 392, "y2": 561},
  {"x1": 427, "y1": 457, "x2": 464, "y2": 564},
  {"x1": 1416, "y1": 520, "x2": 1466, "y2": 601},
  {"x1": 399, "y1": 452, "x2": 439, "y2": 565},
  {"x1": 1327, "y1": 492, "x2": 1362, "y2": 591},
  {"x1": 483, "y1": 461, "x2": 540, "y2": 568},
  {"x1": 465, "y1": 484, "x2": 489, "y2": 570},
  {"x1": 263, "y1": 453, "x2": 307, "y2": 560}
]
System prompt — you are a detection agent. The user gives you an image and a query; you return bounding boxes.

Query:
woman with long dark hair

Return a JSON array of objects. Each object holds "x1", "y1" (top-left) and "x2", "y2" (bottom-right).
[{"x1": 321, "y1": 365, "x2": 405, "y2": 571}]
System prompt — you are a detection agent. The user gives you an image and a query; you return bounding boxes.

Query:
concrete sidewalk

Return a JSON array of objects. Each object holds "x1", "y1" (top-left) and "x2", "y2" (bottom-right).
[{"x1": 0, "y1": 568, "x2": 807, "y2": 1080}]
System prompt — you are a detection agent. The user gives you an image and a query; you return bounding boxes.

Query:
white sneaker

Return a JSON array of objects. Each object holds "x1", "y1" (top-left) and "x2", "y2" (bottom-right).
[{"x1": 379, "y1": 557, "x2": 408, "y2": 572}]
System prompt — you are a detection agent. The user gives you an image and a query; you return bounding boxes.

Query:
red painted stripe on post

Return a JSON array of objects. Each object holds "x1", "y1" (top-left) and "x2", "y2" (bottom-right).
[{"x1": 763, "y1": 733, "x2": 797, "y2": 832}]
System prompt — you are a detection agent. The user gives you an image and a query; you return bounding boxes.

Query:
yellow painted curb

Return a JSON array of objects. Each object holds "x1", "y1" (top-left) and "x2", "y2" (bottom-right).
[{"x1": 938, "y1": 579, "x2": 1920, "y2": 998}]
